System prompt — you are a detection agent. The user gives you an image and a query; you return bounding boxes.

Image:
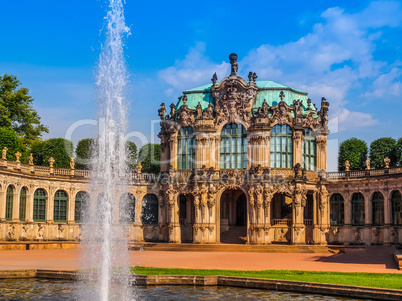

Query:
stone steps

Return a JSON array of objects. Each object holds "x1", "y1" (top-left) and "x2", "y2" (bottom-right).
[
  {"x1": 130, "y1": 243, "x2": 341, "y2": 253},
  {"x1": 220, "y1": 226, "x2": 247, "y2": 244}
]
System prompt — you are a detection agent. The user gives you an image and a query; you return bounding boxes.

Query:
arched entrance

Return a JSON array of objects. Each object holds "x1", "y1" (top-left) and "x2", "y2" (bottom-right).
[
  {"x1": 219, "y1": 189, "x2": 247, "y2": 244},
  {"x1": 271, "y1": 193, "x2": 292, "y2": 243},
  {"x1": 178, "y1": 194, "x2": 194, "y2": 243}
]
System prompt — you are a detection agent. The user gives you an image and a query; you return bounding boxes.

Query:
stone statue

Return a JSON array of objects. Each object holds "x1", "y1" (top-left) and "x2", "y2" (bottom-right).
[
  {"x1": 15, "y1": 152, "x2": 21, "y2": 163},
  {"x1": 29, "y1": 153, "x2": 34, "y2": 165},
  {"x1": 137, "y1": 162, "x2": 142, "y2": 173},
  {"x1": 229, "y1": 53, "x2": 238, "y2": 76},
  {"x1": 196, "y1": 102, "x2": 202, "y2": 119},
  {"x1": 169, "y1": 103, "x2": 176, "y2": 117},
  {"x1": 70, "y1": 157, "x2": 75, "y2": 169},
  {"x1": 48, "y1": 157, "x2": 55, "y2": 168},
  {"x1": 211, "y1": 73, "x2": 217, "y2": 86},
  {"x1": 293, "y1": 163, "x2": 302, "y2": 178},
  {"x1": 2, "y1": 147, "x2": 7, "y2": 159},
  {"x1": 384, "y1": 157, "x2": 390, "y2": 168},
  {"x1": 345, "y1": 160, "x2": 350, "y2": 171},
  {"x1": 158, "y1": 103, "x2": 166, "y2": 120},
  {"x1": 365, "y1": 157, "x2": 371, "y2": 170}
]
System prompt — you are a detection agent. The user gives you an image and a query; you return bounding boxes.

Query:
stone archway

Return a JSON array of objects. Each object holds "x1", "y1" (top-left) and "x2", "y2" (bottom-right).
[{"x1": 219, "y1": 188, "x2": 247, "y2": 244}]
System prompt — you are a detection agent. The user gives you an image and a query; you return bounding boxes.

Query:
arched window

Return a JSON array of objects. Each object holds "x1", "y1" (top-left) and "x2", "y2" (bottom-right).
[
  {"x1": 33, "y1": 189, "x2": 47, "y2": 222},
  {"x1": 75, "y1": 191, "x2": 89, "y2": 223},
  {"x1": 372, "y1": 192, "x2": 384, "y2": 226},
  {"x1": 119, "y1": 193, "x2": 136, "y2": 223},
  {"x1": 303, "y1": 128, "x2": 316, "y2": 171},
  {"x1": 351, "y1": 192, "x2": 365, "y2": 226},
  {"x1": 54, "y1": 190, "x2": 68, "y2": 223},
  {"x1": 142, "y1": 194, "x2": 158, "y2": 225},
  {"x1": 391, "y1": 190, "x2": 402, "y2": 226},
  {"x1": 19, "y1": 187, "x2": 27, "y2": 221},
  {"x1": 6, "y1": 186, "x2": 14, "y2": 221},
  {"x1": 177, "y1": 127, "x2": 196, "y2": 170},
  {"x1": 220, "y1": 124, "x2": 247, "y2": 169},
  {"x1": 330, "y1": 193, "x2": 344, "y2": 226},
  {"x1": 270, "y1": 124, "x2": 293, "y2": 168}
]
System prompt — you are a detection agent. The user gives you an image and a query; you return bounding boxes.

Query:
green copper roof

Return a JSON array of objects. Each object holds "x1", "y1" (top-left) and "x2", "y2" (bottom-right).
[{"x1": 176, "y1": 80, "x2": 317, "y2": 112}]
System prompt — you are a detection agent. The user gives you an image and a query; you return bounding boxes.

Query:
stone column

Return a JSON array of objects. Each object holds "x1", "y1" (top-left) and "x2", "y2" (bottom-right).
[
  {"x1": 133, "y1": 191, "x2": 145, "y2": 243},
  {"x1": 263, "y1": 134, "x2": 270, "y2": 168},
  {"x1": 166, "y1": 187, "x2": 180, "y2": 243},
  {"x1": 159, "y1": 137, "x2": 168, "y2": 172},
  {"x1": 192, "y1": 192, "x2": 202, "y2": 243},
  {"x1": 169, "y1": 134, "x2": 178, "y2": 170},
  {"x1": 316, "y1": 136, "x2": 328, "y2": 171},
  {"x1": 292, "y1": 183, "x2": 306, "y2": 244},
  {"x1": 46, "y1": 188, "x2": 54, "y2": 223},
  {"x1": 383, "y1": 189, "x2": 391, "y2": 245},
  {"x1": 26, "y1": 186, "x2": 35, "y2": 223},
  {"x1": 195, "y1": 136, "x2": 204, "y2": 169},
  {"x1": 214, "y1": 136, "x2": 220, "y2": 169},
  {"x1": 12, "y1": 186, "x2": 21, "y2": 221},
  {"x1": 67, "y1": 189, "x2": 76, "y2": 224},
  {"x1": 314, "y1": 185, "x2": 330, "y2": 245},
  {"x1": 293, "y1": 131, "x2": 303, "y2": 167},
  {"x1": 0, "y1": 185, "x2": 6, "y2": 222}
]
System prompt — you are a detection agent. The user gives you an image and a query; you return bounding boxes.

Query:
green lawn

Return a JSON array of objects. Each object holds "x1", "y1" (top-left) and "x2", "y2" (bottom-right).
[{"x1": 131, "y1": 267, "x2": 402, "y2": 290}]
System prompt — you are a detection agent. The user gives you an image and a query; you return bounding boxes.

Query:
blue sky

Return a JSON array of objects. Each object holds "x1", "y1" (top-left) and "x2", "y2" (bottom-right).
[{"x1": 1, "y1": 0, "x2": 401, "y2": 171}]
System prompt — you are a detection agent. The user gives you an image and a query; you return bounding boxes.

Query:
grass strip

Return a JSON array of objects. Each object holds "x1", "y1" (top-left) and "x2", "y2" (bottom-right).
[{"x1": 131, "y1": 267, "x2": 402, "y2": 290}]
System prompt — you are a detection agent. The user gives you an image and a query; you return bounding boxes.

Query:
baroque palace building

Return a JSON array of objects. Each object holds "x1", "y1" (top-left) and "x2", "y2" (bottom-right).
[{"x1": 0, "y1": 53, "x2": 401, "y2": 246}]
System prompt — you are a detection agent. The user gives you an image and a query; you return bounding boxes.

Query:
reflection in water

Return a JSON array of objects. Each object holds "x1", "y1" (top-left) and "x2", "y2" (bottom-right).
[{"x1": 0, "y1": 279, "x2": 365, "y2": 301}]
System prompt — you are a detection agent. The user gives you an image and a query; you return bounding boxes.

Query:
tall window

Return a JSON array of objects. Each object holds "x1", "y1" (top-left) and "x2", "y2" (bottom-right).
[
  {"x1": 270, "y1": 124, "x2": 293, "y2": 168},
  {"x1": 391, "y1": 190, "x2": 402, "y2": 226},
  {"x1": 119, "y1": 193, "x2": 136, "y2": 224},
  {"x1": 220, "y1": 124, "x2": 247, "y2": 169},
  {"x1": 372, "y1": 192, "x2": 384, "y2": 226},
  {"x1": 54, "y1": 190, "x2": 68, "y2": 223},
  {"x1": 177, "y1": 127, "x2": 196, "y2": 170},
  {"x1": 142, "y1": 193, "x2": 158, "y2": 225},
  {"x1": 75, "y1": 191, "x2": 89, "y2": 223},
  {"x1": 351, "y1": 192, "x2": 365, "y2": 226},
  {"x1": 303, "y1": 128, "x2": 316, "y2": 171},
  {"x1": 330, "y1": 193, "x2": 344, "y2": 226},
  {"x1": 19, "y1": 187, "x2": 27, "y2": 221},
  {"x1": 6, "y1": 186, "x2": 14, "y2": 221},
  {"x1": 33, "y1": 189, "x2": 47, "y2": 222}
]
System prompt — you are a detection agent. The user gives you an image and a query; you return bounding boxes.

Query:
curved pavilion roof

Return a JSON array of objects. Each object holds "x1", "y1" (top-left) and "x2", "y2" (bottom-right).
[{"x1": 176, "y1": 80, "x2": 317, "y2": 113}]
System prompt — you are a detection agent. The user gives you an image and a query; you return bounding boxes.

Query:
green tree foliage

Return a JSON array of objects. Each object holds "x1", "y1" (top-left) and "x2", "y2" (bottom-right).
[
  {"x1": 0, "y1": 74, "x2": 48, "y2": 147},
  {"x1": 138, "y1": 143, "x2": 161, "y2": 174},
  {"x1": 126, "y1": 141, "x2": 137, "y2": 170},
  {"x1": 31, "y1": 138, "x2": 74, "y2": 168},
  {"x1": 338, "y1": 138, "x2": 368, "y2": 171},
  {"x1": 0, "y1": 128, "x2": 26, "y2": 162},
  {"x1": 369, "y1": 137, "x2": 397, "y2": 169},
  {"x1": 75, "y1": 138, "x2": 94, "y2": 170},
  {"x1": 394, "y1": 138, "x2": 402, "y2": 167}
]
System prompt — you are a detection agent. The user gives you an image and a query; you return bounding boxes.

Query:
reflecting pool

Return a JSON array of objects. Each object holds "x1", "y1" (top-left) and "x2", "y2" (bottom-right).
[{"x1": 0, "y1": 278, "x2": 365, "y2": 301}]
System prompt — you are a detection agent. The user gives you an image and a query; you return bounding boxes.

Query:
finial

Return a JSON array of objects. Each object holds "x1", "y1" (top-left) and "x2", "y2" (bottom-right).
[
  {"x1": 158, "y1": 103, "x2": 166, "y2": 120},
  {"x1": 211, "y1": 73, "x2": 217, "y2": 86},
  {"x1": 279, "y1": 91, "x2": 285, "y2": 101},
  {"x1": 182, "y1": 95, "x2": 188, "y2": 106},
  {"x1": 252, "y1": 72, "x2": 257, "y2": 82},
  {"x1": 248, "y1": 72, "x2": 253, "y2": 82},
  {"x1": 229, "y1": 53, "x2": 238, "y2": 76}
]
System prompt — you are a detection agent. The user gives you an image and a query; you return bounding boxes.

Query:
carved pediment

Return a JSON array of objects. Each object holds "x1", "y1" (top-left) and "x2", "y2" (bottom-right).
[
  {"x1": 269, "y1": 100, "x2": 294, "y2": 126},
  {"x1": 302, "y1": 111, "x2": 320, "y2": 130},
  {"x1": 177, "y1": 104, "x2": 195, "y2": 127},
  {"x1": 211, "y1": 77, "x2": 258, "y2": 126}
]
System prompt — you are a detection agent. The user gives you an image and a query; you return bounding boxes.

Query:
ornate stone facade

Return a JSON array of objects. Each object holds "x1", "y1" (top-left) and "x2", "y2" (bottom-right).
[{"x1": 0, "y1": 54, "x2": 401, "y2": 246}]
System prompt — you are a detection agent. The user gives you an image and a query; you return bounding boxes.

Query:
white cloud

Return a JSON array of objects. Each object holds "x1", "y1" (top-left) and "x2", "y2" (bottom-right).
[
  {"x1": 158, "y1": 42, "x2": 229, "y2": 95},
  {"x1": 158, "y1": 1, "x2": 402, "y2": 132}
]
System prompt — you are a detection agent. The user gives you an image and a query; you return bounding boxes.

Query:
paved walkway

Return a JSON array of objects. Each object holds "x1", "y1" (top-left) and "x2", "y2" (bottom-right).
[{"x1": 0, "y1": 246, "x2": 399, "y2": 273}]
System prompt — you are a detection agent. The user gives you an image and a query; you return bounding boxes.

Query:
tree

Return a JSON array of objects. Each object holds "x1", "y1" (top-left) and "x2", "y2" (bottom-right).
[
  {"x1": 75, "y1": 138, "x2": 94, "y2": 170},
  {"x1": 125, "y1": 141, "x2": 137, "y2": 170},
  {"x1": 338, "y1": 138, "x2": 368, "y2": 171},
  {"x1": 138, "y1": 143, "x2": 161, "y2": 174},
  {"x1": 0, "y1": 128, "x2": 26, "y2": 162},
  {"x1": 31, "y1": 138, "x2": 74, "y2": 168},
  {"x1": 0, "y1": 74, "x2": 48, "y2": 147},
  {"x1": 369, "y1": 137, "x2": 397, "y2": 169},
  {"x1": 394, "y1": 138, "x2": 402, "y2": 167}
]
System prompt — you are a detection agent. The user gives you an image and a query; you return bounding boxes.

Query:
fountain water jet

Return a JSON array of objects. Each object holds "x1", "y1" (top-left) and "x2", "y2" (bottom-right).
[{"x1": 79, "y1": 0, "x2": 132, "y2": 300}]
